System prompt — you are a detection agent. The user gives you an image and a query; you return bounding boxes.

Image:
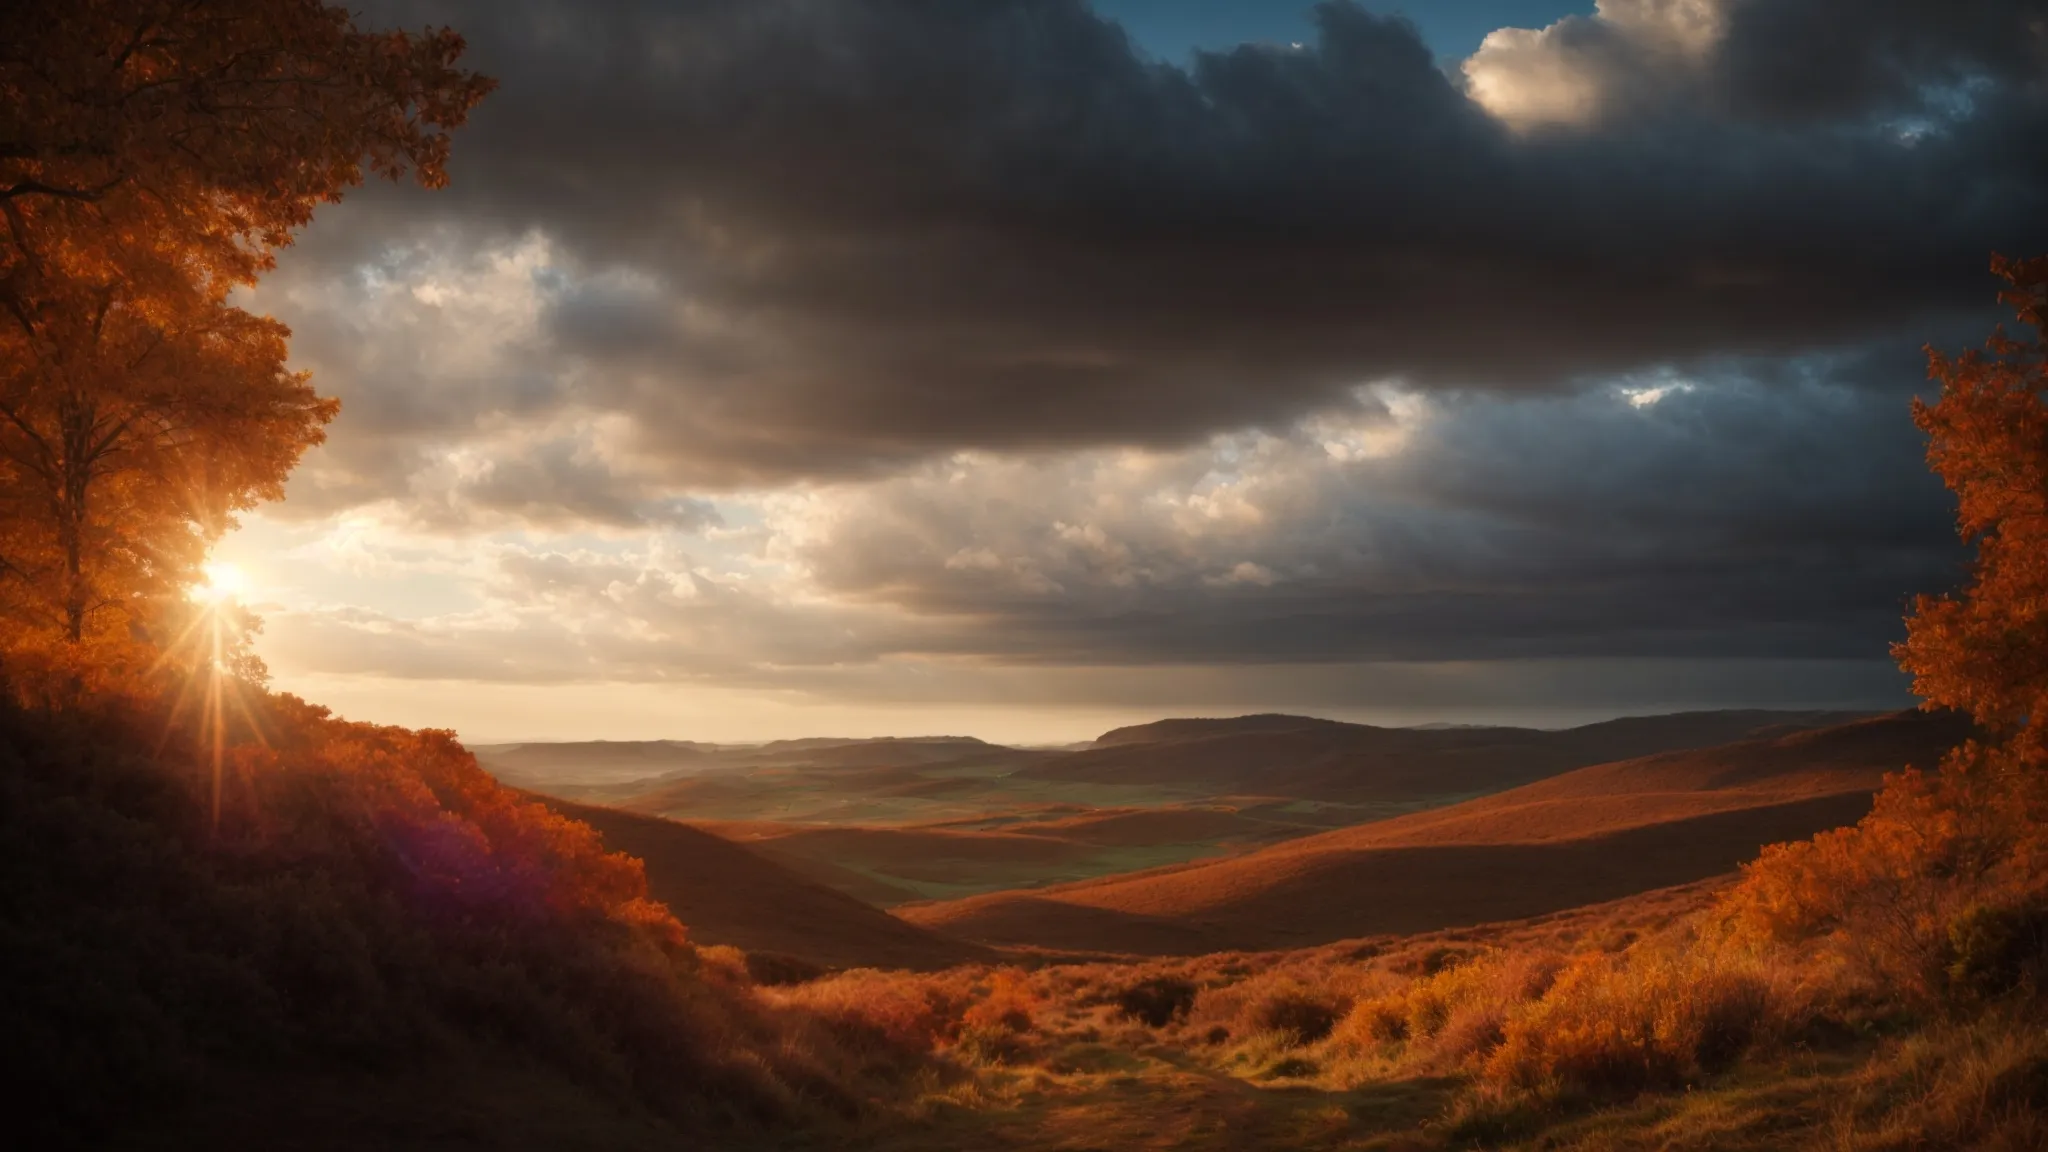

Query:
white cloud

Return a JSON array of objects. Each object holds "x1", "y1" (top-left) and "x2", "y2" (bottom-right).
[{"x1": 1462, "y1": 0, "x2": 1730, "y2": 130}]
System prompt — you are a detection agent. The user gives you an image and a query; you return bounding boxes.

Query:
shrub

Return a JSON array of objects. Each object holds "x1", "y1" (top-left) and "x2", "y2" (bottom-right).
[
  {"x1": 1725, "y1": 750, "x2": 2048, "y2": 1009},
  {"x1": 1336, "y1": 997, "x2": 1409, "y2": 1046},
  {"x1": 1250, "y1": 986, "x2": 1346, "y2": 1045},
  {"x1": 1330, "y1": 949, "x2": 1563, "y2": 1063},
  {"x1": 1483, "y1": 946, "x2": 1786, "y2": 1098},
  {"x1": 1115, "y1": 976, "x2": 1198, "y2": 1028},
  {"x1": 963, "y1": 970, "x2": 1038, "y2": 1035},
  {"x1": 1945, "y1": 900, "x2": 2048, "y2": 1004},
  {"x1": 769, "y1": 970, "x2": 964, "y2": 1058}
]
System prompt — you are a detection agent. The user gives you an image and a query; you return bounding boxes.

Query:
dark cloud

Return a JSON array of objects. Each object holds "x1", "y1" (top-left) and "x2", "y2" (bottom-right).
[
  {"x1": 286, "y1": 0, "x2": 2048, "y2": 486},
  {"x1": 1716, "y1": 0, "x2": 2046, "y2": 121},
  {"x1": 787, "y1": 365, "x2": 1959, "y2": 665},
  {"x1": 235, "y1": 0, "x2": 2039, "y2": 718},
  {"x1": 250, "y1": 370, "x2": 1954, "y2": 714}
]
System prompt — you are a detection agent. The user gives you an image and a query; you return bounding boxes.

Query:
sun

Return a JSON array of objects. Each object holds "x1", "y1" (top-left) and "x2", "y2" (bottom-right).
[{"x1": 194, "y1": 561, "x2": 249, "y2": 605}]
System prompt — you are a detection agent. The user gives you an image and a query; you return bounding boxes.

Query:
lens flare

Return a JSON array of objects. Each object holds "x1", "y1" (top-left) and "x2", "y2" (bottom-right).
[{"x1": 196, "y1": 561, "x2": 248, "y2": 604}]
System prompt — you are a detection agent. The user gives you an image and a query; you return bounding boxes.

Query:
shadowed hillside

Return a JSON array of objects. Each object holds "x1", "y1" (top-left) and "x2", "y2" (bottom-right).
[
  {"x1": 540, "y1": 798, "x2": 991, "y2": 971},
  {"x1": 696, "y1": 805, "x2": 1307, "y2": 906},
  {"x1": 901, "y1": 710, "x2": 1967, "y2": 954},
  {"x1": 480, "y1": 736, "x2": 1037, "y2": 795},
  {"x1": 0, "y1": 692, "x2": 972, "y2": 1148},
  {"x1": 1017, "y1": 709, "x2": 1868, "y2": 801}
]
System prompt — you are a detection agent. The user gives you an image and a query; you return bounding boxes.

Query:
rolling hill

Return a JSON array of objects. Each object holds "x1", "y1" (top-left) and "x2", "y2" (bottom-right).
[
  {"x1": 898, "y1": 710, "x2": 1968, "y2": 955},
  {"x1": 539, "y1": 797, "x2": 991, "y2": 970},
  {"x1": 480, "y1": 735, "x2": 1033, "y2": 795},
  {"x1": 697, "y1": 804, "x2": 1308, "y2": 905},
  {"x1": 1014, "y1": 709, "x2": 1870, "y2": 801}
]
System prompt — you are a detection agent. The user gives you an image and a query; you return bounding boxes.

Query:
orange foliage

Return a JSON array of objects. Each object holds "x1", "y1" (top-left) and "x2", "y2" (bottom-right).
[
  {"x1": 963, "y1": 969, "x2": 1041, "y2": 1035},
  {"x1": 1896, "y1": 256, "x2": 2048, "y2": 761},
  {"x1": 0, "y1": 0, "x2": 489, "y2": 648},
  {"x1": 1726, "y1": 257, "x2": 2048, "y2": 1006},
  {"x1": 1481, "y1": 944, "x2": 1787, "y2": 1096}
]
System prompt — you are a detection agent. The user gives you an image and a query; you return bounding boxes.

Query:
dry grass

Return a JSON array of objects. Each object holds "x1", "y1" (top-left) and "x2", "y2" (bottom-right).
[{"x1": 1826, "y1": 1015, "x2": 2048, "y2": 1151}]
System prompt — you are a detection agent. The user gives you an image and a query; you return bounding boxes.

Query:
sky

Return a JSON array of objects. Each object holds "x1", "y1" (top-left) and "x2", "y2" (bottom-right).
[{"x1": 214, "y1": 0, "x2": 2048, "y2": 744}]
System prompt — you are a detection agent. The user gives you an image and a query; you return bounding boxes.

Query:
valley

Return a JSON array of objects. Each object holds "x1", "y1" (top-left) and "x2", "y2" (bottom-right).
[{"x1": 478, "y1": 708, "x2": 1936, "y2": 965}]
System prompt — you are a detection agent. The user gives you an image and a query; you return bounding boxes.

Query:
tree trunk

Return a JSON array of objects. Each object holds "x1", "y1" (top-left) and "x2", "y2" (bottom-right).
[{"x1": 56, "y1": 393, "x2": 91, "y2": 643}]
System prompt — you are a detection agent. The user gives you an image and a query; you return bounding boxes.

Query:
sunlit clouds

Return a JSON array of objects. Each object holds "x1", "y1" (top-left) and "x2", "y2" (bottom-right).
[
  {"x1": 204, "y1": 0, "x2": 2048, "y2": 739},
  {"x1": 1464, "y1": 0, "x2": 1729, "y2": 130}
]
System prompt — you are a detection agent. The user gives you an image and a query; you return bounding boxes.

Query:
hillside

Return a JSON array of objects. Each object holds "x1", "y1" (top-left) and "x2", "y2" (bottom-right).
[
  {"x1": 478, "y1": 735, "x2": 1033, "y2": 795},
  {"x1": 1017, "y1": 709, "x2": 1868, "y2": 801},
  {"x1": 900, "y1": 710, "x2": 1967, "y2": 954},
  {"x1": 540, "y1": 798, "x2": 991, "y2": 970},
  {"x1": 0, "y1": 692, "x2": 956, "y2": 1148},
  {"x1": 697, "y1": 804, "x2": 1305, "y2": 905}
]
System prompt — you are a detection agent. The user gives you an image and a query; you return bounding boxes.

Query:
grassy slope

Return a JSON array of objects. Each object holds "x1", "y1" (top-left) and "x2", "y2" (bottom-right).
[
  {"x1": 33, "y1": 694, "x2": 2033, "y2": 1151},
  {"x1": 763, "y1": 871, "x2": 2048, "y2": 1152},
  {"x1": 697, "y1": 806, "x2": 1314, "y2": 905},
  {"x1": 901, "y1": 711, "x2": 1967, "y2": 954},
  {"x1": 543, "y1": 797, "x2": 992, "y2": 970}
]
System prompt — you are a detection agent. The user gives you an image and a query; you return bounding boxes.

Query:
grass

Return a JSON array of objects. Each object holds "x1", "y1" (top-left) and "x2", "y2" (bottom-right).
[{"x1": 26, "y1": 688, "x2": 2045, "y2": 1151}]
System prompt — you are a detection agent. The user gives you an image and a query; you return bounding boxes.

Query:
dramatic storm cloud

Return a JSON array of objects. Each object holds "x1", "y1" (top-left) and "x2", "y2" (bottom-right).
[{"x1": 217, "y1": 0, "x2": 2048, "y2": 739}]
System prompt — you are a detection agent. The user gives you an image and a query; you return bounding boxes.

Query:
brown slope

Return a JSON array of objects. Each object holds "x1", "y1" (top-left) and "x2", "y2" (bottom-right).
[
  {"x1": 996, "y1": 806, "x2": 1264, "y2": 846},
  {"x1": 899, "y1": 710, "x2": 1966, "y2": 955},
  {"x1": 695, "y1": 821, "x2": 1091, "y2": 887},
  {"x1": 540, "y1": 798, "x2": 991, "y2": 970},
  {"x1": 1023, "y1": 709, "x2": 1870, "y2": 801}
]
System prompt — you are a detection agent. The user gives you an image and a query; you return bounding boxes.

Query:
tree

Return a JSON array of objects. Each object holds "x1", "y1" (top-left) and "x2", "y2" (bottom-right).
[
  {"x1": 1725, "y1": 258, "x2": 2048, "y2": 1001},
  {"x1": 0, "y1": 0, "x2": 491, "y2": 650},
  {"x1": 1895, "y1": 256, "x2": 2048, "y2": 769}
]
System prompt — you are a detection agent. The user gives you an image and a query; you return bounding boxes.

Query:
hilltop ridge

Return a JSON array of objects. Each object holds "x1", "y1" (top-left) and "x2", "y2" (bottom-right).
[{"x1": 900, "y1": 710, "x2": 1964, "y2": 954}]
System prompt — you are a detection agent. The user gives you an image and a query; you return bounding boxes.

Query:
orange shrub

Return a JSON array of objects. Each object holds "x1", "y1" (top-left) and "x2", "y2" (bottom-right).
[
  {"x1": 768, "y1": 969, "x2": 967, "y2": 1059},
  {"x1": 1331, "y1": 948, "x2": 1565, "y2": 1063},
  {"x1": 963, "y1": 969, "x2": 1040, "y2": 1035},
  {"x1": 1724, "y1": 745, "x2": 2048, "y2": 1006},
  {"x1": 1483, "y1": 943, "x2": 1788, "y2": 1097}
]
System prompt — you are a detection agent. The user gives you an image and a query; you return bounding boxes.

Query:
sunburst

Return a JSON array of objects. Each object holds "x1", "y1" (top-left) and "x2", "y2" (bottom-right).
[{"x1": 160, "y1": 559, "x2": 269, "y2": 834}]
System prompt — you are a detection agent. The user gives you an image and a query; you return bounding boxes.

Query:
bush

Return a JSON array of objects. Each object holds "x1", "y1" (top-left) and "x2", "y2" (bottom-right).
[
  {"x1": 1483, "y1": 946, "x2": 1786, "y2": 1098},
  {"x1": 1330, "y1": 949, "x2": 1563, "y2": 1062},
  {"x1": 1946, "y1": 901, "x2": 2048, "y2": 1004},
  {"x1": 962, "y1": 967, "x2": 1040, "y2": 1033},
  {"x1": 1723, "y1": 745, "x2": 2048, "y2": 1009},
  {"x1": 1250, "y1": 986, "x2": 1346, "y2": 1045},
  {"x1": 1116, "y1": 976, "x2": 1198, "y2": 1028},
  {"x1": 769, "y1": 969, "x2": 965, "y2": 1059}
]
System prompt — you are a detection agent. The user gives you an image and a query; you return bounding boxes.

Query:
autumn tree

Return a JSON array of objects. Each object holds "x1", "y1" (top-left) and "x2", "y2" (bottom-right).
[
  {"x1": 1728, "y1": 258, "x2": 2048, "y2": 1000},
  {"x1": 0, "y1": 0, "x2": 491, "y2": 656},
  {"x1": 1896, "y1": 256, "x2": 2048, "y2": 770}
]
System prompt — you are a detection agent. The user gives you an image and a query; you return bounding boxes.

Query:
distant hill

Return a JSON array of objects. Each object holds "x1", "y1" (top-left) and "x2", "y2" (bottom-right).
[
  {"x1": 900, "y1": 710, "x2": 1967, "y2": 955},
  {"x1": 1018, "y1": 709, "x2": 1872, "y2": 801},
  {"x1": 479, "y1": 735, "x2": 1032, "y2": 793},
  {"x1": 539, "y1": 797, "x2": 991, "y2": 970},
  {"x1": 696, "y1": 805, "x2": 1297, "y2": 906}
]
